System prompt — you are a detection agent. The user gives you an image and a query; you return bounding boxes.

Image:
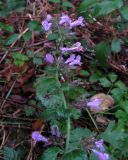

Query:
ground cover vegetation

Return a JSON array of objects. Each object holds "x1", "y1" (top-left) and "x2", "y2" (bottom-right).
[{"x1": 0, "y1": 0, "x2": 128, "y2": 160}]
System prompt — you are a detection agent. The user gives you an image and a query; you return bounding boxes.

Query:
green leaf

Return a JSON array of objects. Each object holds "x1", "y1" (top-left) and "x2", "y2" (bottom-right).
[
  {"x1": 95, "y1": 41, "x2": 110, "y2": 66},
  {"x1": 99, "y1": 77, "x2": 111, "y2": 87},
  {"x1": 108, "y1": 72, "x2": 118, "y2": 83},
  {"x1": 41, "y1": 147, "x2": 61, "y2": 160},
  {"x1": 12, "y1": 53, "x2": 29, "y2": 67},
  {"x1": 24, "y1": 106, "x2": 35, "y2": 116},
  {"x1": 7, "y1": 0, "x2": 25, "y2": 12},
  {"x1": 114, "y1": 80, "x2": 127, "y2": 90},
  {"x1": 111, "y1": 88, "x2": 125, "y2": 101},
  {"x1": 6, "y1": 34, "x2": 19, "y2": 45},
  {"x1": 111, "y1": 38, "x2": 123, "y2": 53},
  {"x1": 33, "y1": 57, "x2": 42, "y2": 65},
  {"x1": 78, "y1": 0, "x2": 98, "y2": 13},
  {"x1": 120, "y1": 7, "x2": 128, "y2": 20},
  {"x1": 100, "y1": 121, "x2": 127, "y2": 148},
  {"x1": 70, "y1": 128, "x2": 92, "y2": 142},
  {"x1": 27, "y1": 50, "x2": 34, "y2": 58},
  {"x1": 0, "y1": 22, "x2": 14, "y2": 32},
  {"x1": 62, "y1": 1, "x2": 74, "y2": 8},
  {"x1": 89, "y1": 72, "x2": 102, "y2": 83},
  {"x1": 28, "y1": 20, "x2": 41, "y2": 31},
  {"x1": 48, "y1": 33, "x2": 59, "y2": 41},
  {"x1": 97, "y1": 0, "x2": 123, "y2": 15},
  {"x1": 48, "y1": 0, "x2": 60, "y2": 3},
  {"x1": 64, "y1": 149, "x2": 87, "y2": 160},
  {"x1": 23, "y1": 31, "x2": 32, "y2": 41},
  {"x1": 3, "y1": 147, "x2": 20, "y2": 160}
]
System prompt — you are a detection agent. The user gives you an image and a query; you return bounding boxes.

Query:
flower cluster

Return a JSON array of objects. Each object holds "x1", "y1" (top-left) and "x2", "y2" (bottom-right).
[
  {"x1": 60, "y1": 42, "x2": 83, "y2": 54},
  {"x1": 41, "y1": 14, "x2": 85, "y2": 67},
  {"x1": 41, "y1": 14, "x2": 52, "y2": 31},
  {"x1": 92, "y1": 139, "x2": 109, "y2": 160},
  {"x1": 59, "y1": 14, "x2": 85, "y2": 29}
]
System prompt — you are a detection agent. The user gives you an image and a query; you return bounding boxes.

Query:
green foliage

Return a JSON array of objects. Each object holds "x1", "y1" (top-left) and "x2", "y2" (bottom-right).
[
  {"x1": 120, "y1": 7, "x2": 128, "y2": 20},
  {"x1": 48, "y1": 0, "x2": 60, "y2": 3},
  {"x1": 0, "y1": 0, "x2": 25, "y2": 17},
  {"x1": 78, "y1": 0, "x2": 125, "y2": 17},
  {"x1": 28, "y1": 21, "x2": 42, "y2": 31},
  {"x1": 3, "y1": 147, "x2": 20, "y2": 160},
  {"x1": 100, "y1": 121, "x2": 126, "y2": 148},
  {"x1": 62, "y1": 1, "x2": 75, "y2": 9},
  {"x1": 95, "y1": 41, "x2": 110, "y2": 66},
  {"x1": 111, "y1": 38, "x2": 123, "y2": 53},
  {"x1": 41, "y1": 147, "x2": 61, "y2": 160},
  {"x1": 48, "y1": 33, "x2": 59, "y2": 41},
  {"x1": 6, "y1": 34, "x2": 19, "y2": 45},
  {"x1": 12, "y1": 53, "x2": 29, "y2": 67},
  {"x1": 63, "y1": 149, "x2": 87, "y2": 160},
  {"x1": 0, "y1": 22, "x2": 14, "y2": 32}
]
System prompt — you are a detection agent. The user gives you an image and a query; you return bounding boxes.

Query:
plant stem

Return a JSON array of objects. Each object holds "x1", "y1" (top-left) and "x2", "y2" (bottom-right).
[{"x1": 56, "y1": 73, "x2": 71, "y2": 152}]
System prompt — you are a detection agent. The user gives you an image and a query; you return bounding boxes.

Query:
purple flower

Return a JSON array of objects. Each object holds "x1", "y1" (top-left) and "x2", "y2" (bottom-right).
[
  {"x1": 41, "y1": 14, "x2": 52, "y2": 31},
  {"x1": 92, "y1": 149, "x2": 109, "y2": 160},
  {"x1": 87, "y1": 98, "x2": 102, "y2": 111},
  {"x1": 42, "y1": 20, "x2": 52, "y2": 31},
  {"x1": 65, "y1": 54, "x2": 82, "y2": 66},
  {"x1": 46, "y1": 14, "x2": 52, "y2": 21},
  {"x1": 45, "y1": 53, "x2": 54, "y2": 64},
  {"x1": 69, "y1": 16, "x2": 85, "y2": 29},
  {"x1": 95, "y1": 139, "x2": 105, "y2": 152},
  {"x1": 60, "y1": 42, "x2": 83, "y2": 54},
  {"x1": 51, "y1": 125, "x2": 61, "y2": 138},
  {"x1": 31, "y1": 131, "x2": 48, "y2": 143},
  {"x1": 59, "y1": 14, "x2": 71, "y2": 25}
]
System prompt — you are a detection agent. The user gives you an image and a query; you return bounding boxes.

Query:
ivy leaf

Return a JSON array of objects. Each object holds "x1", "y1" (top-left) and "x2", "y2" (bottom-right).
[
  {"x1": 3, "y1": 147, "x2": 20, "y2": 160},
  {"x1": 95, "y1": 41, "x2": 110, "y2": 66},
  {"x1": 120, "y1": 7, "x2": 128, "y2": 20},
  {"x1": 64, "y1": 149, "x2": 87, "y2": 160},
  {"x1": 111, "y1": 38, "x2": 123, "y2": 53},
  {"x1": 41, "y1": 147, "x2": 61, "y2": 160}
]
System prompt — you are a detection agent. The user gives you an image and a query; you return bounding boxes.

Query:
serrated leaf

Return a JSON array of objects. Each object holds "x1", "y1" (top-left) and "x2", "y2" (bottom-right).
[
  {"x1": 120, "y1": 7, "x2": 128, "y2": 20},
  {"x1": 111, "y1": 38, "x2": 123, "y2": 53},
  {"x1": 41, "y1": 147, "x2": 61, "y2": 160},
  {"x1": 95, "y1": 41, "x2": 110, "y2": 66},
  {"x1": 108, "y1": 72, "x2": 118, "y2": 83},
  {"x1": 62, "y1": 1, "x2": 74, "y2": 8},
  {"x1": 99, "y1": 77, "x2": 111, "y2": 87},
  {"x1": 70, "y1": 128, "x2": 92, "y2": 142},
  {"x1": 100, "y1": 121, "x2": 127, "y2": 148},
  {"x1": 3, "y1": 147, "x2": 20, "y2": 160},
  {"x1": 6, "y1": 34, "x2": 19, "y2": 45},
  {"x1": 64, "y1": 149, "x2": 87, "y2": 160}
]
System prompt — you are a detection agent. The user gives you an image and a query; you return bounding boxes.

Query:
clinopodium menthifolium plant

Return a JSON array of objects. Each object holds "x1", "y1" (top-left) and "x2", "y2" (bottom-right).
[{"x1": 33, "y1": 13, "x2": 110, "y2": 160}]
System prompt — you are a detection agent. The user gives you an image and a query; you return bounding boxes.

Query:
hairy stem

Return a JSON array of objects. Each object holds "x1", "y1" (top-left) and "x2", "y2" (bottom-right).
[{"x1": 56, "y1": 73, "x2": 71, "y2": 152}]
